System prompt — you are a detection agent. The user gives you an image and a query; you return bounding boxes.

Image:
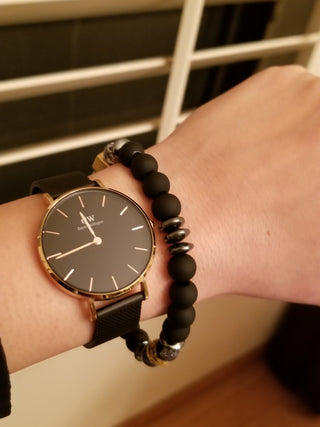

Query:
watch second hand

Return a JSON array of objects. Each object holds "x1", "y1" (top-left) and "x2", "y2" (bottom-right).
[{"x1": 55, "y1": 236, "x2": 102, "y2": 260}]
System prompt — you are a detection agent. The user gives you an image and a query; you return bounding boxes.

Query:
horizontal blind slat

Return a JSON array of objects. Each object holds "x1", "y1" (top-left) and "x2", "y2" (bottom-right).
[
  {"x1": 0, "y1": 57, "x2": 171, "y2": 103},
  {"x1": 192, "y1": 32, "x2": 320, "y2": 68},
  {"x1": 0, "y1": 0, "x2": 279, "y2": 26},
  {"x1": 0, "y1": 111, "x2": 191, "y2": 166},
  {"x1": 1, "y1": 32, "x2": 319, "y2": 103}
]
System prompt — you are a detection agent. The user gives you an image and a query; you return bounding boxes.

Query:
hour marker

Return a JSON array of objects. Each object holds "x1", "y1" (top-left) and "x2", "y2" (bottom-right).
[
  {"x1": 64, "y1": 268, "x2": 74, "y2": 281},
  {"x1": 132, "y1": 225, "x2": 143, "y2": 231},
  {"x1": 78, "y1": 195, "x2": 85, "y2": 208},
  {"x1": 102, "y1": 195, "x2": 106, "y2": 207},
  {"x1": 127, "y1": 264, "x2": 139, "y2": 275},
  {"x1": 134, "y1": 247, "x2": 148, "y2": 252},
  {"x1": 57, "y1": 209, "x2": 68, "y2": 218},
  {"x1": 43, "y1": 230, "x2": 60, "y2": 235},
  {"x1": 120, "y1": 206, "x2": 128, "y2": 216},
  {"x1": 111, "y1": 275, "x2": 118, "y2": 290},
  {"x1": 47, "y1": 252, "x2": 62, "y2": 260},
  {"x1": 89, "y1": 277, "x2": 93, "y2": 292}
]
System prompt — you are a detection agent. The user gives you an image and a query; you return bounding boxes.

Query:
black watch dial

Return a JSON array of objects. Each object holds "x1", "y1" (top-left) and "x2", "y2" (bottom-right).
[{"x1": 39, "y1": 187, "x2": 155, "y2": 298}]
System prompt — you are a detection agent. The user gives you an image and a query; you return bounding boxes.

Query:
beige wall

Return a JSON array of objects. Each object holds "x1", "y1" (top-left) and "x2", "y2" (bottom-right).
[{"x1": 4, "y1": 296, "x2": 285, "y2": 427}]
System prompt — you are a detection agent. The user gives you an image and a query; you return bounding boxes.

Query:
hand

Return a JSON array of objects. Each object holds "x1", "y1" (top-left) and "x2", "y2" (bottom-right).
[
  {"x1": 3, "y1": 65, "x2": 320, "y2": 374},
  {"x1": 55, "y1": 236, "x2": 102, "y2": 260},
  {"x1": 165, "y1": 65, "x2": 320, "y2": 305}
]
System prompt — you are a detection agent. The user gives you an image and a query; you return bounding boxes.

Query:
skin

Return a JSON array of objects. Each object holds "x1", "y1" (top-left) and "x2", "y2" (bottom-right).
[{"x1": 1, "y1": 65, "x2": 320, "y2": 373}]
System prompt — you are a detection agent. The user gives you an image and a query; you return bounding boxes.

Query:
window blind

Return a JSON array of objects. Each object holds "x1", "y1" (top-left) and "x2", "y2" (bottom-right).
[{"x1": 0, "y1": 0, "x2": 319, "y2": 203}]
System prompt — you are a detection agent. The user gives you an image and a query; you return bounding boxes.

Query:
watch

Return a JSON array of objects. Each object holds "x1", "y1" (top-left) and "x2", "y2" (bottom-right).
[
  {"x1": 32, "y1": 171, "x2": 154, "y2": 347},
  {"x1": 32, "y1": 139, "x2": 197, "y2": 365}
]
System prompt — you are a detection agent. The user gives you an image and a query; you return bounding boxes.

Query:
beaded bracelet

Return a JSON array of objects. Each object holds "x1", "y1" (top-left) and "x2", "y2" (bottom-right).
[{"x1": 96, "y1": 139, "x2": 197, "y2": 366}]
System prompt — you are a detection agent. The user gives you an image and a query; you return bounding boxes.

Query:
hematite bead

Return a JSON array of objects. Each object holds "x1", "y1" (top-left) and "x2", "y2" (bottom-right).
[
  {"x1": 165, "y1": 228, "x2": 190, "y2": 244},
  {"x1": 162, "y1": 318, "x2": 191, "y2": 345},
  {"x1": 122, "y1": 328, "x2": 149, "y2": 352},
  {"x1": 168, "y1": 254, "x2": 196, "y2": 281},
  {"x1": 152, "y1": 193, "x2": 181, "y2": 221},
  {"x1": 118, "y1": 141, "x2": 144, "y2": 166},
  {"x1": 130, "y1": 153, "x2": 158, "y2": 180},
  {"x1": 142, "y1": 343, "x2": 161, "y2": 367},
  {"x1": 168, "y1": 242, "x2": 194, "y2": 256},
  {"x1": 168, "y1": 305, "x2": 196, "y2": 328},
  {"x1": 142, "y1": 340, "x2": 168, "y2": 366},
  {"x1": 142, "y1": 171, "x2": 170, "y2": 198},
  {"x1": 159, "y1": 216, "x2": 185, "y2": 233}
]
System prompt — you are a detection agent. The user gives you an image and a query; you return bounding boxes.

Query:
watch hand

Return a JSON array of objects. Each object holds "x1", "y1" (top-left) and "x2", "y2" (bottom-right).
[
  {"x1": 80, "y1": 211, "x2": 97, "y2": 238},
  {"x1": 55, "y1": 236, "x2": 102, "y2": 260}
]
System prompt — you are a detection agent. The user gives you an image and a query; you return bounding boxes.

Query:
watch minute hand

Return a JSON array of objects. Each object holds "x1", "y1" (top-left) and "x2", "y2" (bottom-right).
[{"x1": 55, "y1": 237, "x2": 101, "y2": 260}]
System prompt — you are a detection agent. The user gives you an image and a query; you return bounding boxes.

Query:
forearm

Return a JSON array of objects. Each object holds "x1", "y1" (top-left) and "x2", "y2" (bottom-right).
[
  {"x1": 1, "y1": 65, "x2": 320, "y2": 373},
  {"x1": 0, "y1": 136, "x2": 222, "y2": 373}
]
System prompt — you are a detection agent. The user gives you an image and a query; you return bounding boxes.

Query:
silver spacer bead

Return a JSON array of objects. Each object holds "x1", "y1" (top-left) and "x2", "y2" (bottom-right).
[{"x1": 103, "y1": 138, "x2": 131, "y2": 165}]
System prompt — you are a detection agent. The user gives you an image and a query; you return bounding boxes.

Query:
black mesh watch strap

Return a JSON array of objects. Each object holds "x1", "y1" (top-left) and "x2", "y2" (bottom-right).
[
  {"x1": 31, "y1": 171, "x2": 95, "y2": 198},
  {"x1": 84, "y1": 292, "x2": 144, "y2": 348}
]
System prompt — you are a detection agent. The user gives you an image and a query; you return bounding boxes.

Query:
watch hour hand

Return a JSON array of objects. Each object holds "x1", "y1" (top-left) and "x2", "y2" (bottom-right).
[{"x1": 80, "y1": 211, "x2": 97, "y2": 238}]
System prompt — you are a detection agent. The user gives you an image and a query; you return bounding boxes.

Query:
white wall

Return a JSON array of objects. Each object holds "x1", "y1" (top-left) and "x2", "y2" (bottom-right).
[{"x1": 4, "y1": 296, "x2": 285, "y2": 427}]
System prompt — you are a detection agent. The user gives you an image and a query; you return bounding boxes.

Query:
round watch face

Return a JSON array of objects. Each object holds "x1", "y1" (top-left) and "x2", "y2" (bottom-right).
[{"x1": 39, "y1": 187, "x2": 155, "y2": 299}]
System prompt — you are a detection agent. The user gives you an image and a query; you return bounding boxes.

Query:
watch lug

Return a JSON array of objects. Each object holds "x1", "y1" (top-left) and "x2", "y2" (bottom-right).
[
  {"x1": 43, "y1": 192, "x2": 54, "y2": 204},
  {"x1": 94, "y1": 178, "x2": 107, "y2": 189},
  {"x1": 141, "y1": 279, "x2": 149, "y2": 300},
  {"x1": 88, "y1": 299, "x2": 97, "y2": 322}
]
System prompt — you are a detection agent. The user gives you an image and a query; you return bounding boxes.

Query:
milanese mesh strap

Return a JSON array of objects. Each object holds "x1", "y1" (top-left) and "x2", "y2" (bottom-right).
[{"x1": 84, "y1": 293, "x2": 144, "y2": 348}]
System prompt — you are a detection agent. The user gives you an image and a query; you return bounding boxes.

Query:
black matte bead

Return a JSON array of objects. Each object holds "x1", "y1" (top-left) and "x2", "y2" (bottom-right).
[
  {"x1": 168, "y1": 254, "x2": 196, "y2": 281},
  {"x1": 130, "y1": 153, "x2": 158, "y2": 180},
  {"x1": 169, "y1": 281, "x2": 198, "y2": 308},
  {"x1": 152, "y1": 193, "x2": 181, "y2": 221},
  {"x1": 168, "y1": 305, "x2": 196, "y2": 328},
  {"x1": 162, "y1": 319, "x2": 191, "y2": 345},
  {"x1": 122, "y1": 327, "x2": 149, "y2": 352},
  {"x1": 165, "y1": 228, "x2": 190, "y2": 244},
  {"x1": 159, "y1": 216, "x2": 185, "y2": 233},
  {"x1": 143, "y1": 171, "x2": 170, "y2": 198},
  {"x1": 118, "y1": 141, "x2": 144, "y2": 166}
]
